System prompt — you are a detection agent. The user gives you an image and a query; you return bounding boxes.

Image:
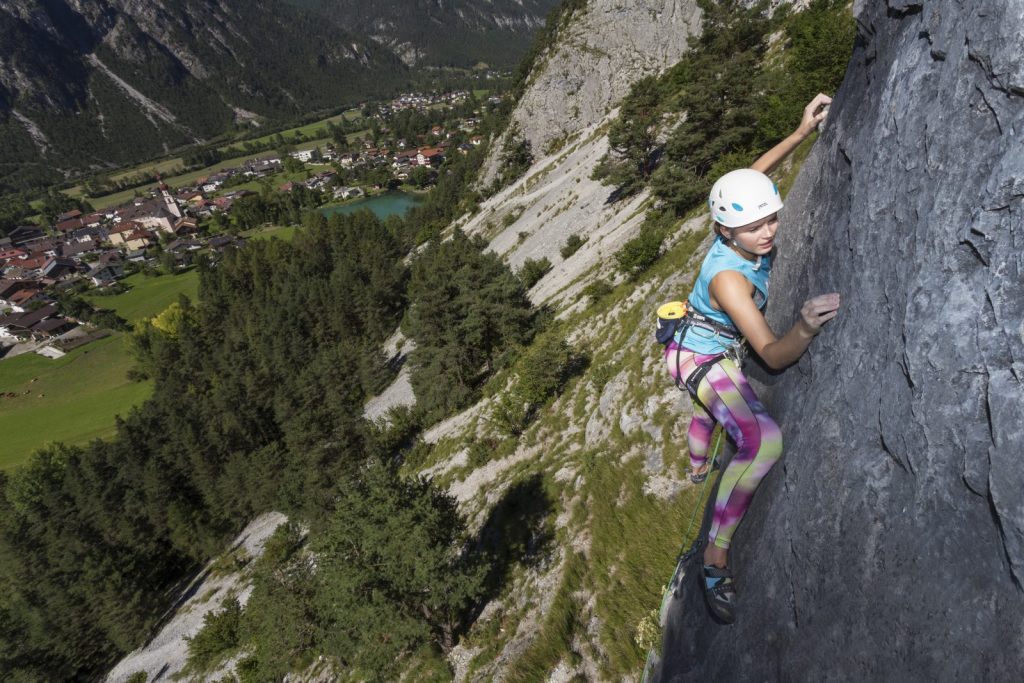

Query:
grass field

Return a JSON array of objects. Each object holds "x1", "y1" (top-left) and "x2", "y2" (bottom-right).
[
  {"x1": 221, "y1": 111, "x2": 358, "y2": 152},
  {"x1": 66, "y1": 109, "x2": 367, "y2": 208},
  {"x1": 0, "y1": 270, "x2": 200, "y2": 469},
  {"x1": 244, "y1": 225, "x2": 299, "y2": 242},
  {"x1": 108, "y1": 156, "x2": 190, "y2": 185},
  {"x1": 85, "y1": 270, "x2": 201, "y2": 324},
  {"x1": 79, "y1": 132, "x2": 367, "y2": 210},
  {"x1": 80, "y1": 150, "x2": 268, "y2": 209},
  {"x1": 0, "y1": 333, "x2": 151, "y2": 470}
]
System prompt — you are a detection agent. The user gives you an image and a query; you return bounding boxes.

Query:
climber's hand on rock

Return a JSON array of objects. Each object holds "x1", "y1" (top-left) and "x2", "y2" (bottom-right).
[
  {"x1": 797, "y1": 93, "x2": 832, "y2": 138},
  {"x1": 799, "y1": 293, "x2": 840, "y2": 335}
]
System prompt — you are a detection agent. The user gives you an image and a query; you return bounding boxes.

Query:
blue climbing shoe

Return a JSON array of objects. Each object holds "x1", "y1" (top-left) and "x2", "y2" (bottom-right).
[{"x1": 701, "y1": 564, "x2": 737, "y2": 624}]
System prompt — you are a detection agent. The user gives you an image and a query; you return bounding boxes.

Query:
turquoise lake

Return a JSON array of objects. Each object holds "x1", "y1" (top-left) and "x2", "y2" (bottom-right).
[{"x1": 320, "y1": 191, "x2": 422, "y2": 220}]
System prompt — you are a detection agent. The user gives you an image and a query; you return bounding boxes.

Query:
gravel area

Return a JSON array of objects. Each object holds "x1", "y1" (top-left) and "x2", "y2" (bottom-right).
[{"x1": 105, "y1": 512, "x2": 288, "y2": 683}]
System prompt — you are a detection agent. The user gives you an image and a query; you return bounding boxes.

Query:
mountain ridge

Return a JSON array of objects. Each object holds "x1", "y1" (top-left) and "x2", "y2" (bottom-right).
[
  {"x1": 285, "y1": 0, "x2": 559, "y2": 68},
  {"x1": 0, "y1": 0, "x2": 552, "y2": 189}
]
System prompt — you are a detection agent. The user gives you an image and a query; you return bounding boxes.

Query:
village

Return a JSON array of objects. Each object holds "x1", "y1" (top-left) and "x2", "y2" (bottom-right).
[{"x1": 0, "y1": 88, "x2": 497, "y2": 362}]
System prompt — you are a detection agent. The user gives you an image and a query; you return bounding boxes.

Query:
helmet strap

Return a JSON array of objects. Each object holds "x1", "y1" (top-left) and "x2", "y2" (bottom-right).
[{"x1": 728, "y1": 236, "x2": 763, "y2": 271}]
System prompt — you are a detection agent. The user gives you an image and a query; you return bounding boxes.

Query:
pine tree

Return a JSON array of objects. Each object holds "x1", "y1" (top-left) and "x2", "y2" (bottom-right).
[
  {"x1": 313, "y1": 460, "x2": 486, "y2": 677},
  {"x1": 405, "y1": 230, "x2": 535, "y2": 418}
]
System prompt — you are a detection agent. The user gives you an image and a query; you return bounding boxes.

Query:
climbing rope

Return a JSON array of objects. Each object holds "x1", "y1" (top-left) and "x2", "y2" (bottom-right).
[
  {"x1": 658, "y1": 428, "x2": 724, "y2": 626},
  {"x1": 642, "y1": 429, "x2": 725, "y2": 683}
]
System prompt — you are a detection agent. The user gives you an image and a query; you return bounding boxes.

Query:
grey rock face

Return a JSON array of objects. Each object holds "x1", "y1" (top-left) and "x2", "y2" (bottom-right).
[
  {"x1": 479, "y1": 0, "x2": 702, "y2": 186},
  {"x1": 658, "y1": 1, "x2": 1024, "y2": 679}
]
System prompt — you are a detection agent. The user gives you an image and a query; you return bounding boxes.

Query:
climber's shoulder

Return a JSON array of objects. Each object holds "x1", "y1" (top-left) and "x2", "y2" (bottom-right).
[{"x1": 708, "y1": 269, "x2": 755, "y2": 313}]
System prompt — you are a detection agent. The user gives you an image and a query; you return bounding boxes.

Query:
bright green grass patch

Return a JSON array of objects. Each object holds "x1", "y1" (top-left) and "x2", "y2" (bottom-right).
[
  {"x1": 108, "y1": 156, "x2": 188, "y2": 185},
  {"x1": 81, "y1": 151, "x2": 265, "y2": 209},
  {"x1": 244, "y1": 225, "x2": 299, "y2": 242},
  {"x1": 65, "y1": 111, "x2": 363, "y2": 203},
  {"x1": 218, "y1": 112, "x2": 356, "y2": 153},
  {"x1": 85, "y1": 270, "x2": 200, "y2": 324},
  {"x1": 81, "y1": 135, "x2": 354, "y2": 210},
  {"x1": 0, "y1": 333, "x2": 150, "y2": 470}
]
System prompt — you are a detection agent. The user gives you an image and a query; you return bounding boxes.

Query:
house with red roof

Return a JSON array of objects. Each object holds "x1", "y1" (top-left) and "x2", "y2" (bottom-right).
[
  {"x1": 55, "y1": 217, "x2": 85, "y2": 233},
  {"x1": 15, "y1": 254, "x2": 49, "y2": 272},
  {"x1": 416, "y1": 147, "x2": 445, "y2": 167},
  {"x1": 7, "y1": 286, "x2": 46, "y2": 312},
  {"x1": 124, "y1": 229, "x2": 156, "y2": 252},
  {"x1": 108, "y1": 223, "x2": 139, "y2": 247},
  {"x1": 0, "y1": 279, "x2": 33, "y2": 305}
]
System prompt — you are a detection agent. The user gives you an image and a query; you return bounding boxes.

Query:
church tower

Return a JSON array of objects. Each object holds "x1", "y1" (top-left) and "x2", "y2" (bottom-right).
[{"x1": 158, "y1": 175, "x2": 182, "y2": 219}]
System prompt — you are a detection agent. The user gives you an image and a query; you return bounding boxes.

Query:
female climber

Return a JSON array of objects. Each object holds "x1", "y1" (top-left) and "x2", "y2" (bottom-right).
[{"x1": 665, "y1": 93, "x2": 839, "y2": 624}]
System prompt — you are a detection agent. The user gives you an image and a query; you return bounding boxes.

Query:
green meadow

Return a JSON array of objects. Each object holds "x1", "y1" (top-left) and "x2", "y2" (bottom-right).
[
  {"x1": 85, "y1": 270, "x2": 201, "y2": 324},
  {"x1": 69, "y1": 110, "x2": 367, "y2": 210},
  {"x1": 0, "y1": 270, "x2": 201, "y2": 469},
  {"x1": 0, "y1": 334, "x2": 150, "y2": 470},
  {"x1": 225, "y1": 111, "x2": 357, "y2": 151}
]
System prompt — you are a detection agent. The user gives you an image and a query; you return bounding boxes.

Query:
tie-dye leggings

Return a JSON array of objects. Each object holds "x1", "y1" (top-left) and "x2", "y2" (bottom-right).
[{"x1": 665, "y1": 342, "x2": 783, "y2": 551}]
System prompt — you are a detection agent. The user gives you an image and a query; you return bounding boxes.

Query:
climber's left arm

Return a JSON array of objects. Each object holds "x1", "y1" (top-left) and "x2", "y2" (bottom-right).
[{"x1": 750, "y1": 93, "x2": 832, "y2": 175}]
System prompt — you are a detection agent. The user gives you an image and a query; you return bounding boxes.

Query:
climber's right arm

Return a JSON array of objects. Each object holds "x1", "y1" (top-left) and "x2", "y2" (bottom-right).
[{"x1": 710, "y1": 272, "x2": 840, "y2": 370}]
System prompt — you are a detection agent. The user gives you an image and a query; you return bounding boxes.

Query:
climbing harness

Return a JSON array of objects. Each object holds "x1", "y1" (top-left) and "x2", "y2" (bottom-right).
[
  {"x1": 679, "y1": 352, "x2": 725, "y2": 416},
  {"x1": 656, "y1": 300, "x2": 744, "y2": 415}
]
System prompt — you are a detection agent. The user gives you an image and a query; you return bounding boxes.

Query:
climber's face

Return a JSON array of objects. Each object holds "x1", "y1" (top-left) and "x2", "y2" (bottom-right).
[{"x1": 727, "y1": 212, "x2": 779, "y2": 255}]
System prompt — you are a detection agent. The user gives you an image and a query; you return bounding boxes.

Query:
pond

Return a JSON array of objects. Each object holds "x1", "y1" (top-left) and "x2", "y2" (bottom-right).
[{"x1": 320, "y1": 190, "x2": 422, "y2": 220}]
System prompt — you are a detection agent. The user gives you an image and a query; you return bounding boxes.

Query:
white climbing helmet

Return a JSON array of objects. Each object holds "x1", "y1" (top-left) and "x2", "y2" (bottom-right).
[{"x1": 707, "y1": 168, "x2": 783, "y2": 229}]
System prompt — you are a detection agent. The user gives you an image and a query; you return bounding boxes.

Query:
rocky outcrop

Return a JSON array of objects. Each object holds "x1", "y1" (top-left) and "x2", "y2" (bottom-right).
[
  {"x1": 105, "y1": 512, "x2": 289, "y2": 683},
  {"x1": 658, "y1": 1, "x2": 1024, "y2": 680},
  {"x1": 460, "y1": 119, "x2": 654, "y2": 312},
  {"x1": 451, "y1": 0, "x2": 703, "y2": 316},
  {"x1": 364, "y1": 0, "x2": 703, "y2": 424},
  {"x1": 478, "y1": 0, "x2": 702, "y2": 186}
]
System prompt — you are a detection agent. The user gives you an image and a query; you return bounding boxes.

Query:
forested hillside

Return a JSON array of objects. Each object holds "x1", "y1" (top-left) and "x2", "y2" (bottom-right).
[
  {"x1": 288, "y1": 0, "x2": 559, "y2": 68},
  {"x1": 0, "y1": 0, "x2": 407, "y2": 190},
  {"x1": 0, "y1": 156, "x2": 524, "y2": 678},
  {"x1": 0, "y1": 0, "x2": 550, "y2": 192}
]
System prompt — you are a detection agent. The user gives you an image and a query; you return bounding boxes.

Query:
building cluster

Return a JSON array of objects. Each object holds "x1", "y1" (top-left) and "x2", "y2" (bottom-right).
[
  {"x1": 199, "y1": 89, "x2": 494, "y2": 193},
  {"x1": 387, "y1": 90, "x2": 471, "y2": 113},
  {"x1": 0, "y1": 183, "x2": 243, "y2": 352},
  {"x1": 1, "y1": 90, "x2": 501, "y2": 355}
]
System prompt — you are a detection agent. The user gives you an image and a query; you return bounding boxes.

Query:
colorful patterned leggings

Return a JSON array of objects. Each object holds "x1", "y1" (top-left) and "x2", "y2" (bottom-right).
[{"x1": 665, "y1": 343, "x2": 783, "y2": 551}]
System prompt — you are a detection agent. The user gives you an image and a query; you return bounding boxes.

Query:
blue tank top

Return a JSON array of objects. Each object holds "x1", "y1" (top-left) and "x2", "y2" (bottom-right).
[{"x1": 677, "y1": 236, "x2": 772, "y2": 354}]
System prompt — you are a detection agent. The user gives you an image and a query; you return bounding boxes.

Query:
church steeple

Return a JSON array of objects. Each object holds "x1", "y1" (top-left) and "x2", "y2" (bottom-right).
[{"x1": 157, "y1": 174, "x2": 182, "y2": 219}]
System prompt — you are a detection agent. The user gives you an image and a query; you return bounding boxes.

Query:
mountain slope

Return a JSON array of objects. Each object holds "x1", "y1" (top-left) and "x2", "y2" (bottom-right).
[
  {"x1": 286, "y1": 0, "x2": 559, "y2": 68},
  {"x1": 0, "y1": 0, "x2": 406, "y2": 187},
  {"x1": 477, "y1": 0, "x2": 702, "y2": 187}
]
